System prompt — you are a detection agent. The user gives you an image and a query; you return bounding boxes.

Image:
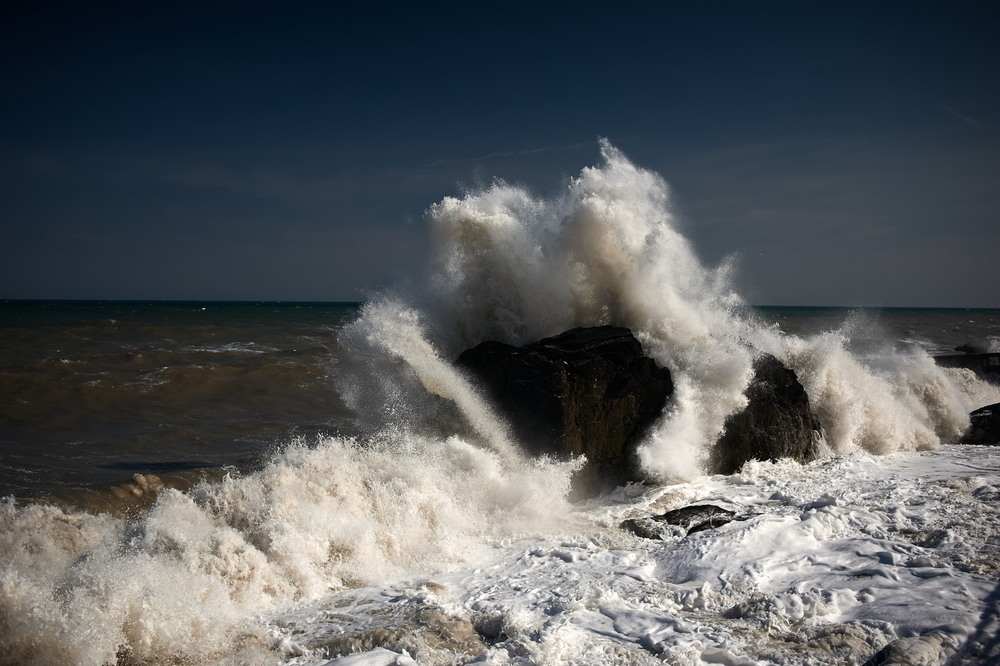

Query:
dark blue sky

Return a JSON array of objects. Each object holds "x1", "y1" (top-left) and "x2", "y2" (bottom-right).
[{"x1": 2, "y1": 1, "x2": 997, "y2": 305}]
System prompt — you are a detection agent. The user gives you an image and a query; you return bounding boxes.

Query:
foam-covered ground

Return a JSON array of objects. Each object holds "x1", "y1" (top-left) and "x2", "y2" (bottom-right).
[{"x1": 278, "y1": 445, "x2": 1000, "y2": 666}]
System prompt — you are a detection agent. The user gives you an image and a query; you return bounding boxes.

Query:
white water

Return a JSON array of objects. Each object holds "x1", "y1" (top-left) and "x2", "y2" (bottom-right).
[
  {"x1": 0, "y1": 436, "x2": 578, "y2": 666},
  {"x1": 283, "y1": 445, "x2": 1000, "y2": 666},
  {"x1": 1, "y1": 142, "x2": 998, "y2": 665},
  {"x1": 380, "y1": 139, "x2": 995, "y2": 478}
]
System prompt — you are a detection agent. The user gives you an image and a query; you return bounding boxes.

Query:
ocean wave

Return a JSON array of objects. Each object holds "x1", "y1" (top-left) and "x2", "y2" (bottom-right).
[{"x1": 2, "y1": 142, "x2": 998, "y2": 665}]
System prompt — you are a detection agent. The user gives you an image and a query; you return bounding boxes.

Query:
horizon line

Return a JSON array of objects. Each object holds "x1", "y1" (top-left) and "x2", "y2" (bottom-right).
[{"x1": 2, "y1": 298, "x2": 998, "y2": 311}]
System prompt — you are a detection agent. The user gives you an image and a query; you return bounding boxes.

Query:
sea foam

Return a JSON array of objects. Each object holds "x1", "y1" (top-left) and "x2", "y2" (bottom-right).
[{"x1": 0, "y1": 434, "x2": 577, "y2": 666}]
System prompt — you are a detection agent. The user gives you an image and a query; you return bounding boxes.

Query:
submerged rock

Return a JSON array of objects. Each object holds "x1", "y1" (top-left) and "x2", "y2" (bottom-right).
[
  {"x1": 861, "y1": 630, "x2": 960, "y2": 666},
  {"x1": 960, "y1": 402, "x2": 1000, "y2": 445},
  {"x1": 710, "y1": 353, "x2": 823, "y2": 475},
  {"x1": 456, "y1": 326, "x2": 673, "y2": 494}
]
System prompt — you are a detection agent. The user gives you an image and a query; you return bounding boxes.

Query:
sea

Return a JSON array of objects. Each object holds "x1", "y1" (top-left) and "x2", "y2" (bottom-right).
[
  {"x1": 0, "y1": 300, "x2": 362, "y2": 502},
  {"x1": 2, "y1": 300, "x2": 998, "y2": 501},
  {"x1": 2, "y1": 142, "x2": 1000, "y2": 665}
]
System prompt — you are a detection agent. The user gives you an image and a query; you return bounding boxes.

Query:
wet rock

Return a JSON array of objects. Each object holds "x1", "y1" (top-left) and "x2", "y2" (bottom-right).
[
  {"x1": 456, "y1": 326, "x2": 673, "y2": 495},
  {"x1": 710, "y1": 353, "x2": 824, "y2": 474},
  {"x1": 960, "y1": 402, "x2": 1000, "y2": 445},
  {"x1": 620, "y1": 516, "x2": 676, "y2": 540},
  {"x1": 457, "y1": 328, "x2": 824, "y2": 489},
  {"x1": 621, "y1": 504, "x2": 738, "y2": 540}
]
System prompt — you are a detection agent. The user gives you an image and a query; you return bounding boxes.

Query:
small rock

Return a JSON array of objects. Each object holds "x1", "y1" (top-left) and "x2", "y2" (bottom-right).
[{"x1": 621, "y1": 504, "x2": 738, "y2": 540}]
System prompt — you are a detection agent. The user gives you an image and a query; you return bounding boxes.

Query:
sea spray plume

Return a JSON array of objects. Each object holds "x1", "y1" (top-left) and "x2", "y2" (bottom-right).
[
  {"x1": 419, "y1": 140, "x2": 1000, "y2": 472},
  {"x1": 424, "y1": 139, "x2": 757, "y2": 481},
  {"x1": 336, "y1": 297, "x2": 519, "y2": 461},
  {"x1": 348, "y1": 140, "x2": 997, "y2": 479},
  {"x1": 558, "y1": 141, "x2": 756, "y2": 481},
  {"x1": 427, "y1": 182, "x2": 566, "y2": 349},
  {"x1": 424, "y1": 139, "x2": 748, "y2": 348},
  {"x1": 768, "y1": 312, "x2": 994, "y2": 455}
]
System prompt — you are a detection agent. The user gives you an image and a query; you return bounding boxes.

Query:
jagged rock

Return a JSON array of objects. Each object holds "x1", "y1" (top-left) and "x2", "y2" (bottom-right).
[
  {"x1": 710, "y1": 354, "x2": 823, "y2": 474},
  {"x1": 960, "y1": 402, "x2": 1000, "y2": 445},
  {"x1": 621, "y1": 504, "x2": 739, "y2": 540},
  {"x1": 456, "y1": 326, "x2": 673, "y2": 494}
]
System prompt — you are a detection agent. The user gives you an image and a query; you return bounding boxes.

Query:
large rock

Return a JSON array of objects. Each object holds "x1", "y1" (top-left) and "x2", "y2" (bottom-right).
[
  {"x1": 456, "y1": 326, "x2": 673, "y2": 493},
  {"x1": 709, "y1": 353, "x2": 823, "y2": 474},
  {"x1": 960, "y1": 402, "x2": 1000, "y2": 445}
]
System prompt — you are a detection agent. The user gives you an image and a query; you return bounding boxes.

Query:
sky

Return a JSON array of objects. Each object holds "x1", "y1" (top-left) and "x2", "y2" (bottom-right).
[{"x1": 2, "y1": 1, "x2": 998, "y2": 306}]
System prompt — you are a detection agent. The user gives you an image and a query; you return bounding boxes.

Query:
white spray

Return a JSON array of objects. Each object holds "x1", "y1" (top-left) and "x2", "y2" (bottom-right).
[
  {"x1": 421, "y1": 139, "x2": 758, "y2": 480},
  {"x1": 378, "y1": 139, "x2": 996, "y2": 476}
]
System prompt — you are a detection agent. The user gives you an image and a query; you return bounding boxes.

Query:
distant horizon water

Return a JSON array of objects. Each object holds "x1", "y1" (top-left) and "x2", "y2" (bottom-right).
[{"x1": 5, "y1": 297, "x2": 1000, "y2": 309}]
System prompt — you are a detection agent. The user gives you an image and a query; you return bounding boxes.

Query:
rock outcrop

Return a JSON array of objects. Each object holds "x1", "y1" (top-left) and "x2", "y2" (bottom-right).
[
  {"x1": 457, "y1": 327, "x2": 824, "y2": 492},
  {"x1": 960, "y1": 402, "x2": 1000, "y2": 445},
  {"x1": 710, "y1": 353, "x2": 824, "y2": 474},
  {"x1": 456, "y1": 326, "x2": 673, "y2": 493}
]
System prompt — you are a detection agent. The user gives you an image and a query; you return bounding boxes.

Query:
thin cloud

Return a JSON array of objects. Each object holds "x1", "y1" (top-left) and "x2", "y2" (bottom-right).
[
  {"x1": 422, "y1": 141, "x2": 593, "y2": 169},
  {"x1": 945, "y1": 105, "x2": 980, "y2": 127}
]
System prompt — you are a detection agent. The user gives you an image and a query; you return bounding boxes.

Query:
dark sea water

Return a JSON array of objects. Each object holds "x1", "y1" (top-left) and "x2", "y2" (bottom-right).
[
  {"x1": 759, "y1": 305, "x2": 1000, "y2": 356},
  {"x1": 0, "y1": 301, "x2": 361, "y2": 498},
  {"x1": 2, "y1": 300, "x2": 998, "y2": 500}
]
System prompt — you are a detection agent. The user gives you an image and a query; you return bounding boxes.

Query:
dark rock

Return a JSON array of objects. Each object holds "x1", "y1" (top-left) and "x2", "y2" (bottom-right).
[
  {"x1": 667, "y1": 504, "x2": 738, "y2": 534},
  {"x1": 621, "y1": 504, "x2": 738, "y2": 540},
  {"x1": 710, "y1": 354, "x2": 823, "y2": 475},
  {"x1": 960, "y1": 402, "x2": 1000, "y2": 445},
  {"x1": 935, "y1": 352, "x2": 1000, "y2": 378},
  {"x1": 457, "y1": 328, "x2": 825, "y2": 490},
  {"x1": 621, "y1": 516, "x2": 673, "y2": 540},
  {"x1": 456, "y1": 326, "x2": 673, "y2": 494}
]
